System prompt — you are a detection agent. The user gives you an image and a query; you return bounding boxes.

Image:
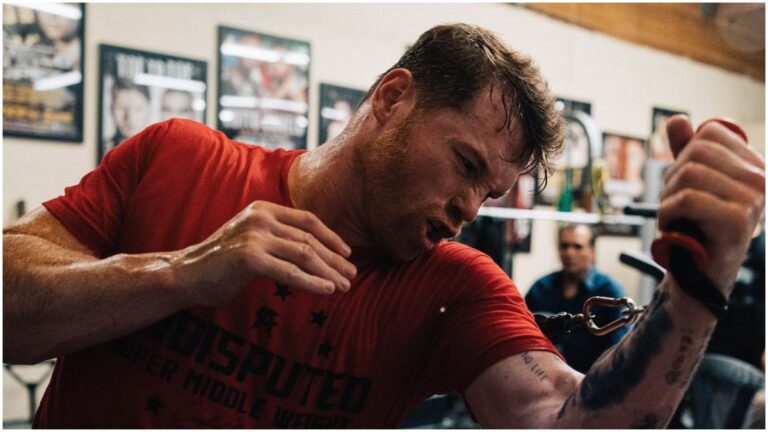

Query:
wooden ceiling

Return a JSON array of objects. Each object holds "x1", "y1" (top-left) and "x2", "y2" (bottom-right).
[{"x1": 522, "y1": 3, "x2": 765, "y2": 81}]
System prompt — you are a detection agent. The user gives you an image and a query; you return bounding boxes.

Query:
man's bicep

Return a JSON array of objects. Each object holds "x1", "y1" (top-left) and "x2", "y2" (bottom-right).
[
  {"x1": 4, "y1": 207, "x2": 96, "y2": 257},
  {"x1": 465, "y1": 350, "x2": 583, "y2": 428}
]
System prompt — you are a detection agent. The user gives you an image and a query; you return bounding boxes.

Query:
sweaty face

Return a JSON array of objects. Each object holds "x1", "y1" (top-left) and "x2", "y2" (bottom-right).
[
  {"x1": 558, "y1": 226, "x2": 595, "y2": 278},
  {"x1": 359, "y1": 90, "x2": 525, "y2": 262}
]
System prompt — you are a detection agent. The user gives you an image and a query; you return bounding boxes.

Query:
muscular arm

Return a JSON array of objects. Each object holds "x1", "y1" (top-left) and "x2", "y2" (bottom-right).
[
  {"x1": 3, "y1": 208, "x2": 185, "y2": 364},
  {"x1": 467, "y1": 276, "x2": 715, "y2": 428},
  {"x1": 467, "y1": 118, "x2": 764, "y2": 428},
  {"x1": 4, "y1": 201, "x2": 355, "y2": 365}
]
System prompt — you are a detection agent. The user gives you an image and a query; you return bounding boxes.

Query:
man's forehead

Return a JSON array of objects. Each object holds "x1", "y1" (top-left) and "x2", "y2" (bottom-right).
[{"x1": 464, "y1": 88, "x2": 525, "y2": 157}]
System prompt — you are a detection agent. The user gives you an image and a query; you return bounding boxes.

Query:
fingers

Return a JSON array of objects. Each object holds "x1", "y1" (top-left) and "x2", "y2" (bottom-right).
[
  {"x1": 271, "y1": 205, "x2": 352, "y2": 258},
  {"x1": 666, "y1": 114, "x2": 694, "y2": 159},
  {"x1": 240, "y1": 201, "x2": 356, "y2": 295},
  {"x1": 661, "y1": 161, "x2": 757, "y2": 205},
  {"x1": 664, "y1": 139, "x2": 765, "y2": 194},
  {"x1": 657, "y1": 189, "x2": 754, "y2": 249},
  {"x1": 695, "y1": 121, "x2": 765, "y2": 170},
  {"x1": 267, "y1": 233, "x2": 354, "y2": 292},
  {"x1": 255, "y1": 253, "x2": 337, "y2": 295},
  {"x1": 273, "y1": 223, "x2": 357, "y2": 278}
]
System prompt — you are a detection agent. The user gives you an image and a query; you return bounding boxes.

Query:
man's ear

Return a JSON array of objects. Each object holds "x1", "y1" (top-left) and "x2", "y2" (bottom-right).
[{"x1": 370, "y1": 68, "x2": 416, "y2": 126}]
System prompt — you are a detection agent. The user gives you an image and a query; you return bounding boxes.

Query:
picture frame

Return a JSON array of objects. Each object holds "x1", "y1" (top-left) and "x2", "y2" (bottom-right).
[
  {"x1": 650, "y1": 107, "x2": 686, "y2": 162},
  {"x1": 217, "y1": 26, "x2": 310, "y2": 150},
  {"x1": 97, "y1": 44, "x2": 208, "y2": 161},
  {"x1": 3, "y1": 3, "x2": 85, "y2": 142},
  {"x1": 318, "y1": 83, "x2": 365, "y2": 145},
  {"x1": 598, "y1": 132, "x2": 648, "y2": 236}
]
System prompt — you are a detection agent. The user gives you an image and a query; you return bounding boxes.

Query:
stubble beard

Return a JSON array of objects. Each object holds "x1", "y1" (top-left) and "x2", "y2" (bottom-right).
[{"x1": 358, "y1": 116, "x2": 426, "y2": 262}]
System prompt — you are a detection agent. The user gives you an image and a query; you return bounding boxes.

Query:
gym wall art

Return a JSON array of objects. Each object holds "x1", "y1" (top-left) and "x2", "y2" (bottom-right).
[
  {"x1": 318, "y1": 83, "x2": 365, "y2": 146},
  {"x1": 3, "y1": 2, "x2": 85, "y2": 142},
  {"x1": 97, "y1": 44, "x2": 208, "y2": 161},
  {"x1": 217, "y1": 26, "x2": 310, "y2": 150}
]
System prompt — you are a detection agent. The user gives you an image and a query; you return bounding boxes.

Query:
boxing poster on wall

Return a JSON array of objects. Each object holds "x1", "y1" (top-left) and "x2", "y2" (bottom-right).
[
  {"x1": 318, "y1": 83, "x2": 365, "y2": 145},
  {"x1": 650, "y1": 107, "x2": 686, "y2": 162},
  {"x1": 535, "y1": 97, "x2": 593, "y2": 209},
  {"x1": 97, "y1": 44, "x2": 207, "y2": 161},
  {"x1": 3, "y1": 3, "x2": 85, "y2": 142},
  {"x1": 217, "y1": 26, "x2": 310, "y2": 150},
  {"x1": 599, "y1": 132, "x2": 647, "y2": 236}
]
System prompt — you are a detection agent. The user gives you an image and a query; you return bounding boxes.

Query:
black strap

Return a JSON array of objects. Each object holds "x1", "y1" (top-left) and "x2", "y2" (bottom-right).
[{"x1": 669, "y1": 246, "x2": 729, "y2": 320}]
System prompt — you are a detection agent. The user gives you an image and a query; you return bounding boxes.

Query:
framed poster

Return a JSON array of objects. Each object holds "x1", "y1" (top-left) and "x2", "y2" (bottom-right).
[
  {"x1": 536, "y1": 97, "x2": 593, "y2": 208},
  {"x1": 98, "y1": 44, "x2": 207, "y2": 161},
  {"x1": 3, "y1": 2, "x2": 85, "y2": 141},
  {"x1": 217, "y1": 26, "x2": 310, "y2": 149},
  {"x1": 318, "y1": 83, "x2": 365, "y2": 145},
  {"x1": 600, "y1": 132, "x2": 648, "y2": 236},
  {"x1": 650, "y1": 107, "x2": 686, "y2": 162}
]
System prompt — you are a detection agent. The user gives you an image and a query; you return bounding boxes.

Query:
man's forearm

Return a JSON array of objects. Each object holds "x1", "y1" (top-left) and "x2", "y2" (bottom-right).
[
  {"x1": 3, "y1": 233, "x2": 188, "y2": 364},
  {"x1": 555, "y1": 277, "x2": 716, "y2": 428}
]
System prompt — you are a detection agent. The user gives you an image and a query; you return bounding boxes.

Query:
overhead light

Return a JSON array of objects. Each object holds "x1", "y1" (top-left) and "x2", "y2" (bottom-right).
[
  {"x1": 220, "y1": 42, "x2": 309, "y2": 67},
  {"x1": 5, "y1": 2, "x2": 82, "y2": 20},
  {"x1": 33, "y1": 71, "x2": 82, "y2": 91},
  {"x1": 133, "y1": 74, "x2": 206, "y2": 93}
]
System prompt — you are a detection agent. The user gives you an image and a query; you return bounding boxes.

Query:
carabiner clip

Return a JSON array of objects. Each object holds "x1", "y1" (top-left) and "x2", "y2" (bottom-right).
[{"x1": 583, "y1": 296, "x2": 642, "y2": 336}]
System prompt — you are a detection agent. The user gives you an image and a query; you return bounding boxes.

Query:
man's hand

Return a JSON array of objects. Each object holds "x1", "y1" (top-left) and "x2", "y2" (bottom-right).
[
  {"x1": 172, "y1": 201, "x2": 357, "y2": 306},
  {"x1": 660, "y1": 116, "x2": 765, "y2": 294}
]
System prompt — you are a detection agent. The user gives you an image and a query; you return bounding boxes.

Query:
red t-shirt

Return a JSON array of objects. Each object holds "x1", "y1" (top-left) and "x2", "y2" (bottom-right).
[{"x1": 35, "y1": 119, "x2": 558, "y2": 428}]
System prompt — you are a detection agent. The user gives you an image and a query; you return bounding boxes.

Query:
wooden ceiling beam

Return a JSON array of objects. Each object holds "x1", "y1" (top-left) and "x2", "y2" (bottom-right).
[{"x1": 522, "y1": 3, "x2": 765, "y2": 81}]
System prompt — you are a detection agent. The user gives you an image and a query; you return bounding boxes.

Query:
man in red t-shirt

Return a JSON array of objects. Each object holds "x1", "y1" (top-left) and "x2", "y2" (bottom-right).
[{"x1": 5, "y1": 24, "x2": 765, "y2": 428}]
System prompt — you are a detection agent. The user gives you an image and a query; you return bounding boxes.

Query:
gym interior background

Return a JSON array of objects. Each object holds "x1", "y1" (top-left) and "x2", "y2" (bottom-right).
[{"x1": 3, "y1": 2, "x2": 765, "y2": 427}]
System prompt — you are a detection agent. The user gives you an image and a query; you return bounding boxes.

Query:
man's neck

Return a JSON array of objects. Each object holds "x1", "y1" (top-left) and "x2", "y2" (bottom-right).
[{"x1": 287, "y1": 136, "x2": 371, "y2": 251}]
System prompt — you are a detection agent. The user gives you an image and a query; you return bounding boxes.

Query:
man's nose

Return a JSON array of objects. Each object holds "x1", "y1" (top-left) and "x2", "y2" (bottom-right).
[{"x1": 449, "y1": 192, "x2": 483, "y2": 223}]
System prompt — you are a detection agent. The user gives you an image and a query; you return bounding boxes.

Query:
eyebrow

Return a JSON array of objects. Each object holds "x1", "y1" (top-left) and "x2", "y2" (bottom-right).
[{"x1": 450, "y1": 138, "x2": 509, "y2": 199}]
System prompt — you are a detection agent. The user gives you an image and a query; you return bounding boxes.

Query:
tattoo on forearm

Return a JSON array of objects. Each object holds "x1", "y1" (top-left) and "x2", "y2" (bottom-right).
[
  {"x1": 521, "y1": 351, "x2": 549, "y2": 382},
  {"x1": 677, "y1": 324, "x2": 715, "y2": 389},
  {"x1": 665, "y1": 328, "x2": 693, "y2": 385},
  {"x1": 578, "y1": 290, "x2": 672, "y2": 409}
]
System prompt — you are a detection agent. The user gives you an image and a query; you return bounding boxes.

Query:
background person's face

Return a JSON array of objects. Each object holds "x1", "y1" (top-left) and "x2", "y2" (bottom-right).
[
  {"x1": 112, "y1": 89, "x2": 150, "y2": 137},
  {"x1": 558, "y1": 226, "x2": 594, "y2": 277}
]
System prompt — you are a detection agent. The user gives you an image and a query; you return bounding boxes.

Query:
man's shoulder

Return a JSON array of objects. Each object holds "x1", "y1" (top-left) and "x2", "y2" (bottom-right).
[
  {"x1": 589, "y1": 269, "x2": 625, "y2": 294},
  {"x1": 530, "y1": 271, "x2": 561, "y2": 289}
]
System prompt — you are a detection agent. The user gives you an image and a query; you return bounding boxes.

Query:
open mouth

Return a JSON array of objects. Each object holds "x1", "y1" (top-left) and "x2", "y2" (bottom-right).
[{"x1": 425, "y1": 218, "x2": 457, "y2": 246}]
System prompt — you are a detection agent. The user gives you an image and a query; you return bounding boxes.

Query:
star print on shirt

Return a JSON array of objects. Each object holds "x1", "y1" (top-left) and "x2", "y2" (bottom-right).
[
  {"x1": 145, "y1": 394, "x2": 165, "y2": 416},
  {"x1": 310, "y1": 310, "x2": 328, "y2": 327},
  {"x1": 317, "y1": 340, "x2": 334, "y2": 358},
  {"x1": 274, "y1": 284, "x2": 292, "y2": 302},
  {"x1": 252, "y1": 306, "x2": 279, "y2": 336}
]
